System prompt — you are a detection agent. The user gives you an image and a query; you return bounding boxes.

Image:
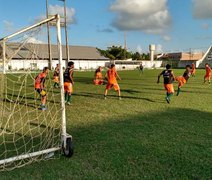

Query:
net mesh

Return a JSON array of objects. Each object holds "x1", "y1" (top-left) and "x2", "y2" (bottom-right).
[{"x1": 0, "y1": 18, "x2": 63, "y2": 171}]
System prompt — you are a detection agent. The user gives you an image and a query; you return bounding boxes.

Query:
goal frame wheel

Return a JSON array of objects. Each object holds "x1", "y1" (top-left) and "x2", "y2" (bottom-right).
[{"x1": 62, "y1": 137, "x2": 74, "y2": 157}]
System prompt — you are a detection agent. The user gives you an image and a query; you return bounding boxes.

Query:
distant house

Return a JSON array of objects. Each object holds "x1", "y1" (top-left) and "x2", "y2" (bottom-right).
[
  {"x1": 158, "y1": 52, "x2": 204, "y2": 68},
  {"x1": 0, "y1": 43, "x2": 110, "y2": 70}
]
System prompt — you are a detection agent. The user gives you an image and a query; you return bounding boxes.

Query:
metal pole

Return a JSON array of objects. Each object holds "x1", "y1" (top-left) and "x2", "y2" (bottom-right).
[
  {"x1": 56, "y1": 14, "x2": 67, "y2": 146},
  {"x1": 2, "y1": 40, "x2": 6, "y2": 74},
  {"x1": 64, "y1": 0, "x2": 70, "y2": 68},
  {"x1": 46, "y1": 0, "x2": 53, "y2": 70}
]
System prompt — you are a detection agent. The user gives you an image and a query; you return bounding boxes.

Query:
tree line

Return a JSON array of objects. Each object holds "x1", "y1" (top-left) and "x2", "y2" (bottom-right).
[{"x1": 97, "y1": 46, "x2": 150, "y2": 60}]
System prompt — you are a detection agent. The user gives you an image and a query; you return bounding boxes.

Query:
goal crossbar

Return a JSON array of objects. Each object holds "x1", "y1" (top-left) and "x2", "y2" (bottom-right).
[{"x1": 0, "y1": 15, "x2": 59, "y2": 42}]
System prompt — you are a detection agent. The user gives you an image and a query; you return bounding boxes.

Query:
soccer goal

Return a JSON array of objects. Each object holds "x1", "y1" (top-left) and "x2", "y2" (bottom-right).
[{"x1": 0, "y1": 14, "x2": 73, "y2": 171}]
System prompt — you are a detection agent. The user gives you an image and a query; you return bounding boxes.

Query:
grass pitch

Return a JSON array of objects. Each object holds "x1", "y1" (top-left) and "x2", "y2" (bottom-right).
[{"x1": 1, "y1": 69, "x2": 212, "y2": 179}]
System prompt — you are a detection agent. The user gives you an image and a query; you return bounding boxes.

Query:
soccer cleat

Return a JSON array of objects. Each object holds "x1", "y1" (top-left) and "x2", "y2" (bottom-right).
[
  {"x1": 66, "y1": 102, "x2": 71, "y2": 105},
  {"x1": 118, "y1": 96, "x2": 122, "y2": 100},
  {"x1": 41, "y1": 106, "x2": 47, "y2": 111},
  {"x1": 165, "y1": 97, "x2": 170, "y2": 104},
  {"x1": 104, "y1": 96, "x2": 107, "y2": 100}
]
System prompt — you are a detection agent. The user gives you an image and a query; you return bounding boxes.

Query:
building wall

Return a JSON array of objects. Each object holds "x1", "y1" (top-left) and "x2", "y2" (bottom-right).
[
  {"x1": 114, "y1": 61, "x2": 163, "y2": 70},
  {"x1": 181, "y1": 53, "x2": 203, "y2": 61},
  {"x1": 6, "y1": 59, "x2": 110, "y2": 71},
  {"x1": 178, "y1": 60, "x2": 197, "y2": 68}
]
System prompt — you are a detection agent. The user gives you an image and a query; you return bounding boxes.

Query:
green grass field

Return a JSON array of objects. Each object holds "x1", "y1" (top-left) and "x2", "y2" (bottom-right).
[{"x1": 1, "y1": 69, "x2": 212, "y2": 179}]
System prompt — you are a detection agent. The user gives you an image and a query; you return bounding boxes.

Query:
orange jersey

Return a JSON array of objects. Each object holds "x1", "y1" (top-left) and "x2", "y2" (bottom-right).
[
  {"x1": 107, "y1": 68, "x2": 118, "y2": 84},
  {"x1": 206, "y1": 66, "x2": 211, "y2": 75},
  {"x1": 34, "y1": 72, "x2": 46, "y2": 89},
  {"x1": 95, "y1": 72, "x2": 103, "y2": 80},
  {"x1": 192, "y1": 64, "x2": 195, "y2": 70},
  {"x1": 191, "y1": 64, "x2": 196, "y2": 74}
]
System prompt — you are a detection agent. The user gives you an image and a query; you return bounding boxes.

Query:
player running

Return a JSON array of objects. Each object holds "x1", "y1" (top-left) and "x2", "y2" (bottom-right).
[
  {"x1": 34, "y1": 67, "x2": 49, "y2": 110},
  {"x1": 157, "y1": 64, "x2": 175, "y2": 104},
  {"x1": 139, "y1": 62, "x2": 144, "y2": 75},
  {"x1": 93, "y1": 66, "x2": 104, "y2": 85},
  {"x1": 64, "y1": 61, "x2": 74, "y2": 105},
  {"x1": 204, "y1": 63, "x2": 211, "y2": 84},
  {"x1": 175, "y1": 65, "x2": 191, "y2": 96},
  {"x1": 53, "y1": 64, "x2": 60, "y2": 88},
  {"x1": 104, "y1": 64, "x2": 121, "y2": 100},
  {"x1": 191, "y1": 63, "x2": 196, "y2": 77}
]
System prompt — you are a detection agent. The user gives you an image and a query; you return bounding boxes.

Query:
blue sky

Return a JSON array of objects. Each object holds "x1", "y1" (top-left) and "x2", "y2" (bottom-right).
[{"x1": 0, "y1": 0, "x2": 212, "y2": 53}]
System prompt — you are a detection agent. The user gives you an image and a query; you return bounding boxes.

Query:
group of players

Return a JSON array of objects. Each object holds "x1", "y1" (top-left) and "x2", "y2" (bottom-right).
[
  {"x1": 34, "y1": 61, "x2": 211, "y2": 110},
  {"x1": 34, "y1": 62, "x2": 122, "y2": 110},
  {"x1": 158, "y1": 63, "x2": 211, "y2": 103}
]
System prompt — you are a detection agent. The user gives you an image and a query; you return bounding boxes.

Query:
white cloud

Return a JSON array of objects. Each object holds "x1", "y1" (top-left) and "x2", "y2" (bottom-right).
[
  {"x1": 97, "y1": 28, "x2": 114, "y2": 33},
  {"x1": 136, "y1": 45, "x2": 142, "y2": 54},
  {"x1": 156, "y1": 44, "x2": 163, "y2": 53},
  {"x1": 193, "y1": 0, "x2": 212, "y2": 19},
  {"x1": 110, "y1": 0, "x2": 171, "y2": 34},
  {"x1": 27, "y1": 37, "x2": 44, "y2": 44},
  {"x1": 162, "y1": 35, "x2": 171, "y2": 41},
  {"x1": 201, "y1": 23, "x2": 209, "y2": 30},
  {"x1": 49, "y1": 5, "x2": 76, "y2": 24},
  {"x1": 3, "y1": 20, "x2": 14, "y2": 32}
]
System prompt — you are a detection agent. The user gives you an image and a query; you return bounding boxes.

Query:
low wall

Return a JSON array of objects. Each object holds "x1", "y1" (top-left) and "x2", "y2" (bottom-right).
[
  {"x1": 6, "y1": 60, "x2": 110, "y2": 71},
  {"x1": 5, "y1": 59, "x2": 164, "y2": 71},
  {"x1": 114, "y1": 61, "x2": 163, "y2": 70}
]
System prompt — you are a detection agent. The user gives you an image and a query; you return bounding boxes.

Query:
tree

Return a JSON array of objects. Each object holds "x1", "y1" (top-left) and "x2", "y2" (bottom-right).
[
  {"x1": 132, "y1": 52, "x2": 141, "y2": 60},
  {"x1": 97, "y1": 46, "x2": 131, "y2": 60},
  {"x1": 97, "y1": 46, "x2": 150, "y2": 60}
]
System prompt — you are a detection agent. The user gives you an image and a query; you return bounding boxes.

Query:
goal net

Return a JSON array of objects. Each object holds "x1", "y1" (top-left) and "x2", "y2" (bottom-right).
[{"x1": 0, "y1": 14, "x2": 73, "y2": 171}]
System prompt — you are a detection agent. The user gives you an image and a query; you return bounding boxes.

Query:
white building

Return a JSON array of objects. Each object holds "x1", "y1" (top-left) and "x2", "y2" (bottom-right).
[{"x1": 0, "y1": 43, "x2": 110, "y2": 71}]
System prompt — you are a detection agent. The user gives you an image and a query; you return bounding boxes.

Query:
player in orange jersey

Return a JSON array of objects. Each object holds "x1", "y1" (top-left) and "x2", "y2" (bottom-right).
[
  {"x1": 191, "y1": 63, "x2": 196, "y2": 77},
  {"x1": 93, "y1": 66, "x2": 104, "y2": 85},
  {"x1": 64, "y1": 61, "x2": 74, "y2": 105},
  {"x1": 34, "y1": 67, "x2": 49, "y2": 110},
  {"x1": 104, "y1": 64, "x2": 121, "y2": 100},
  {"x1": 53, "y1": 64, "x2": 60, "y2": 88},
  {"x1": 175, "y1": 65, "x2": 191, "y2": 96},
  {"x1": 157, "y1": 64, "x2": 175, "y2": 104},
  {"x1": 204, "y1": 63, "x2": 211, "y2": 84}
]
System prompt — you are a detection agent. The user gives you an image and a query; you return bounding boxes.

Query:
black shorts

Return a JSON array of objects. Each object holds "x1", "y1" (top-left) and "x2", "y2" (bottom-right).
[{"x1": 35, "y1": 88, "x2": 46, "y2": 97}]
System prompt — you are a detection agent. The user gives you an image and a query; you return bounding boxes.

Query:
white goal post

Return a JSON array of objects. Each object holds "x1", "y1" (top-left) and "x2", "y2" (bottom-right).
[{"x1": 0, "y1": 14, "x2": 73, "y2": 171}]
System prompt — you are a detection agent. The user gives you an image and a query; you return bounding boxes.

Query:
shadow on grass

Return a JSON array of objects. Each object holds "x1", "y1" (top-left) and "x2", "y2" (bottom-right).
[
  {"x1": 67, "y1": 108, "x2": 212, "y2": 179},
  {"x1": 75, "y1": 77, "x2": 93, "y2": 84},
  {"x1": 74, "y1": 92, "x2": 156, "y2": 102},
  {"x1": 121, "y1": 89, "x2": 142, "y2": 94},
  {"x1": 1, "y1": 109, "x2": 211, "y2": 178},
  {"x1": 64, "y1": 107, "x2": 211, "y2": 179}
]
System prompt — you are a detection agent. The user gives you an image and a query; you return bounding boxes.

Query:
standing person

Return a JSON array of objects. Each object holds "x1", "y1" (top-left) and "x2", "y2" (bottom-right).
[
  {"x1": 34, "y1": 67, "x2": 49, "y2": 110},
  {"x1": 93, "y1": 66, "x2": 104, "y2": 85},
  {"x1": 175, "y1": 65, "x2": 191, "y2": 96},
  {"x1": 64, "y1": 61, "x2": 74, "y2": 105},
  {"x1": 191, "y1": 63, "x2": 196, "y2": 77},
  {"x1": 139, "y1": 62, "x2": 144, "y2": 75},
  {"x1": 204, "y1": 63, "x2": 211, "y2": 84},
  {"x1": 157, "y1": 64, "x2": 175, "y2": 104},
  {"x1": 104, "y1": 64, "x2": 121, "y2": 100},
  {"x1": 53, "y1": 64, "x2": 60, "y2": 88}
]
